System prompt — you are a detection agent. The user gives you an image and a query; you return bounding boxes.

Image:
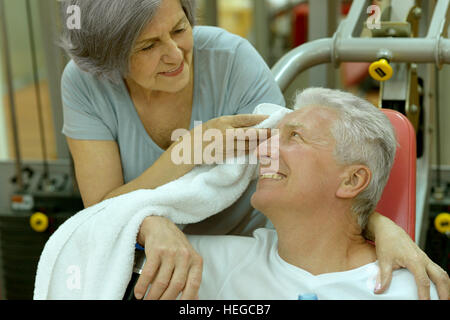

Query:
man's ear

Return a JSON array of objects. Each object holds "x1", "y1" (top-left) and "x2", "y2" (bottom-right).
[{"x1": 336, "y1": 165, "x2": 371, "y2": 199}]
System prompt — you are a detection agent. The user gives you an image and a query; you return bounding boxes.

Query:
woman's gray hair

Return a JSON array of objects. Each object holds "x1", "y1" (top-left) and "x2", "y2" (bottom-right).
[
  {"x1": 294, "y1": 87, "x2": 397, "y2": 229},
  {"x1": 59, "y1": 0, "x2": 197, "y2": 83}
]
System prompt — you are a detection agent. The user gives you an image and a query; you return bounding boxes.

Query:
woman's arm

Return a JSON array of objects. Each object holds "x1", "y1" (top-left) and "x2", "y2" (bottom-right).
[
  {"x1": 67, "y1": 138, "x2": 124, "y2": 208},
  {"x1": 100, "y1": 139, "x2": 195, "y2": 202},
  {"x1": 69, "y1": 114, "x2": 270, "y2": 207},
  {"x1": 366, "y1": 212, "x2": 450, "y2": 299},
  {"x1": 67, "y1": 137, "x2": 194, "y2": 207},
  {"x1": 135, "y1": 216, "x2": 203, "y2": 300}
]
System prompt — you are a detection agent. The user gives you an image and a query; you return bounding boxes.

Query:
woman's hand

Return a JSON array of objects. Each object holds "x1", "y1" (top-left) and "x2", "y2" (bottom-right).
[
  {"x1": 176, "y1": 114, "x2": 271, "y2": 164},
  {"x1": 368, "y1": 213, "x2": 450, "y2": 299},
  {"x1": 207, "y1": 114, "x2": 271, "y2": 158},
  {"x1": 134, "y1": 216, "x2": 203, "y2": 300}
]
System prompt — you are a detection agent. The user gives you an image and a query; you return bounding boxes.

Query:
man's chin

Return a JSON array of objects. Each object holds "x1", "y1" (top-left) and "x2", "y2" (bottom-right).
[{"x1": 251, "y1": 191, "x2": 274, "y2": 213}]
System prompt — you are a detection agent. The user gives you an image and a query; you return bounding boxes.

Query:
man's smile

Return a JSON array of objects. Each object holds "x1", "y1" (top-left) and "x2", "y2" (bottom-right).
[{"x1": 259, "y1": 172, "x2": 287, "y2": 181}]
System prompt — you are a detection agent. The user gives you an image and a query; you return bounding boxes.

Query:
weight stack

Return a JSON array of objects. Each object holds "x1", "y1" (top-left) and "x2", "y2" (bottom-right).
[{"x1": 0, "y1": 211, "x2": 74, "y2": 300}]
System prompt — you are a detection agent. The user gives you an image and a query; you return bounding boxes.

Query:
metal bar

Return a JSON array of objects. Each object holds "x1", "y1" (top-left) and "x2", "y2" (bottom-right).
[
  {"x1": 25, "y1": 0, "x2": 49, "y2": 181},
  {"x1": 37, "y1": 0, "x2": 70, "y2": 160},
  {"x1": 338, "y1": 37, "x2": 446, "y2": 62},
  {"x1": 440, "y1": 38, "x2": 450, "y2": 62},
  {"x1": 272, "y1": 38, "x2": 333, "y2": 91},
  {"x1": 253, "y1": 0, "x2": 271, "y2": 64},
  {"x1": 426, "y1": 0, "x2": 450, "y2": 38},
  {"x1": 0, "y1": 0, "x2": 23, "y2": 189},
  {"x1": 340, "y1": 0, "x2": 370, "y2": 38},
  {"x1": 309, "y1": 0, "x2": 337, "y2": 40},
  {"x1": 308, "y1": 0, "x2": 338, "y2": 88},
  {"x1": 272, "y1": 36, "x2": 450, "y2": 92},
  {"x1": 203, "y1": 0, "x2": 218, "y2": 26},
  {"x1": 435, "y1": 65, "x2": 442, "y2": 188}
]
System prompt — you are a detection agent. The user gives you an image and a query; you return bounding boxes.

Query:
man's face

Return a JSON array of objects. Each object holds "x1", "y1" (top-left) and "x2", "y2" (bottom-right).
[{"x1": 251, "y1": 106, "x2": 346, "y2": 217}]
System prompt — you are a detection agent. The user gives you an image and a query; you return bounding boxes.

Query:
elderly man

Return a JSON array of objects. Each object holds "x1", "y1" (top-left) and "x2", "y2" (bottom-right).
[{"x1": 179, "y1": 88, "x2": 439, "y2": 300}]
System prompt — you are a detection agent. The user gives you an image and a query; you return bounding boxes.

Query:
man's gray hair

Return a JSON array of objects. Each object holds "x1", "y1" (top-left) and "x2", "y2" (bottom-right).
[
  {"x1": 294, "y1": 88, "x2": 397, "y2": 229},
  {"x1": 59, "y1": 0, "x2": 197, "y2": 83}
]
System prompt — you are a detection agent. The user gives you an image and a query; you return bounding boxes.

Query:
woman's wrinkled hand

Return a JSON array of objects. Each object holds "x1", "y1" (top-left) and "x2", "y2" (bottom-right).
[
  {"x1": 134, "y1": 216, "x2": 203, "y2": 300},
  {"x1": 201, "y1": 114, "x2": 271, "y2": 162},
  {"x1": 373, "y1": 215, "x2": 450, "y2": 299},
  {"x1": 170, "y1": 114, "x2": 271, "y2": 166}
]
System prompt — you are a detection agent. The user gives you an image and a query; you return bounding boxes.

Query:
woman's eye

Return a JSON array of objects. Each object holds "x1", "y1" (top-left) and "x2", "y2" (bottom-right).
[
  {"x1": 142, "y1": 44, "x2": 155, "y2": 51},
  {"x1": 174, "y1": 28, "x2": 186, "y2": 34}
]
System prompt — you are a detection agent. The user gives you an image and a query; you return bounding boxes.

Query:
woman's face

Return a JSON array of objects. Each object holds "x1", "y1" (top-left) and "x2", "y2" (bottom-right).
[{"x1": 127, "y1": 0, "x2": 194, "y2": 94}]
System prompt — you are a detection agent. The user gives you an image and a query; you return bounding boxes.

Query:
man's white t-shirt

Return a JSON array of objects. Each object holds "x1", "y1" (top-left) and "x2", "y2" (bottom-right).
[{"x1": 188, "y1": 228, "x2": 438, "y2": 300}]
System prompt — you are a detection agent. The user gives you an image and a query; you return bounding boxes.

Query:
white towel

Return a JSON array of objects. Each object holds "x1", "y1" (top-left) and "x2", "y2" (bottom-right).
[{"x1": 33, "y1": 103, "x2": 291, "y2": 300}]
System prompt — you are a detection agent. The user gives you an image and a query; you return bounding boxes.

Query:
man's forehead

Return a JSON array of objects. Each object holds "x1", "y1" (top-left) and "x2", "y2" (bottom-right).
[{"x1": 278, "y1": 106, "x2": 336, "y2": 129}]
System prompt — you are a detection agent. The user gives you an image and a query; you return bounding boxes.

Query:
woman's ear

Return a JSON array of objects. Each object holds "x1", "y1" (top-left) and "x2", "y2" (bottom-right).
[{"x1": 336, "y1": 165, "x2": 371, "y2": 199}]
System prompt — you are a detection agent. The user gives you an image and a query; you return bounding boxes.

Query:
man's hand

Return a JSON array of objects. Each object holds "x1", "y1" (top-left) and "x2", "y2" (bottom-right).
[{"x1": 135, "y1": 216, "x2": 203, "y2": 300}]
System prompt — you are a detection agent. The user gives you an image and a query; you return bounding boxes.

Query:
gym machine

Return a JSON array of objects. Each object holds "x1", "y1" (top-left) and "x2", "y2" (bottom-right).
[
  {"x1": 0, "y1": 0, "x2": 82, "y2": 299},
  {"x1": 272, "y1": 0, "x2": 450, "y2": 270}
]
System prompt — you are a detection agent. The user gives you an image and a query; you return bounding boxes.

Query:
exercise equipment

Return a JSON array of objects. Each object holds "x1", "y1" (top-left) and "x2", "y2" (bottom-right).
[
  {"x1": 369, "y1": 58, "x2": 393, "y2": 82},
  {"x1": 0, "y1": 0, "x2": 82, "y2": 299},
  {"x1": 272, "y1": 0, "x2": 450, "y2": 248}
]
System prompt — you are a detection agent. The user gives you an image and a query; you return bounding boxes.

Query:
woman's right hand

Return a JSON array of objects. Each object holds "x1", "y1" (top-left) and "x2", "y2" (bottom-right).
[
  {"x1": 190, "y1": 114, "x2": 272, "y2": 163},
  {"x1": 134, "y1": 216, "x2": 203, "y2": 300}
]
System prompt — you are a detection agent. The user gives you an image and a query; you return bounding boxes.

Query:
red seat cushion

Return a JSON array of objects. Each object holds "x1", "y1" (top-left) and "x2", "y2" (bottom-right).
[{"x1": 376, "y1": 109, "x2": 416, "y2": 240}]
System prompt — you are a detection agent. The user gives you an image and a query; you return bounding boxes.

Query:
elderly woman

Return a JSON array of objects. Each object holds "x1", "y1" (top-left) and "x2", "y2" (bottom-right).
[{"x1": 60, "y1": 0, "x2": 449, "y2": 300}]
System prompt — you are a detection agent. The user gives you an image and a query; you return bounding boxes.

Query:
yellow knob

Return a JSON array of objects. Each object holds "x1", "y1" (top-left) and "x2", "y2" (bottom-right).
[
  {"x1": 30, "y1": 212, "x2": 49, "y2": 232},
  {"x1": 434, "y1": 213, "x2": 450, "y2": 234},
  {"x1": 369, "y1": 59, "x2": 393, "y2": 82}
]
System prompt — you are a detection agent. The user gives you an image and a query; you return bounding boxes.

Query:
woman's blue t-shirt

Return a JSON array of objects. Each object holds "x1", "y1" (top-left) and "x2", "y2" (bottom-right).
[{"x1": 61, "y1": 26, "x2": 285, "y2": 235}]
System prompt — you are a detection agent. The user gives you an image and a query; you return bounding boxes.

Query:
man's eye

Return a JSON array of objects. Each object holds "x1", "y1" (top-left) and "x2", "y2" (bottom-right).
[{"x1": 290, "y1": 131, "x2": 305, "y2": 142}]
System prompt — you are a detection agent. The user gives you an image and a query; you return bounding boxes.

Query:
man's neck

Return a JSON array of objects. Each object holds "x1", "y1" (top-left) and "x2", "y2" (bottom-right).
[{"x1": 273, "y1": 208, "x2": 377, "y2": 275}]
